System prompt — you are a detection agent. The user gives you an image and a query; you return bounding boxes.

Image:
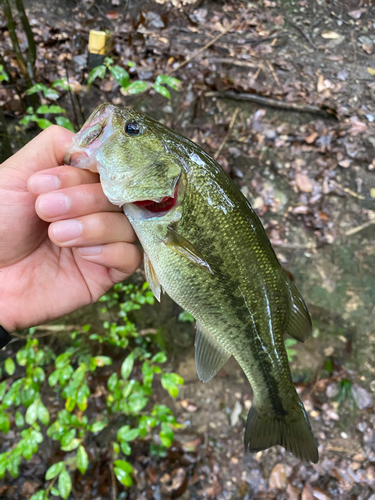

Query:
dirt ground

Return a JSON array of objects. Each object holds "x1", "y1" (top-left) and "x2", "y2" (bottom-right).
[{"x1": 2, "y1": 0, "x2": 375, "y2": 498}]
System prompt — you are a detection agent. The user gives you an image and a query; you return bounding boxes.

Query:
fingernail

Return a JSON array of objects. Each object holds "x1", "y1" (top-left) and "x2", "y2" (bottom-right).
[
  {"x1": 38, "y1": 192, "x2": 70, "y2": 217},
  {"x1": 29, "y1": 174, "x2": 61, "y2": 194},
  {"x1": 51, "y1": 219, "x2": 82, "y2": 242},
  {"x1": 78, "y1": 245, "x2": 103, "y2": 256}
]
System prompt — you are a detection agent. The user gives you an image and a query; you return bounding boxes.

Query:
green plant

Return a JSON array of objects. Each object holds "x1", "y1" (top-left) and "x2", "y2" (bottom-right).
[
  {"x1": 285, "y1": 338, "x2": 297, "y2": 362},
  {"x1": 20, "y1": 80, "x2": 75, "y2": 131},
  {"x1": 88, "y1": 57, "x2": 180, "y2": 98},
  {"x1": 0, "y1": 282, "x2": 183, "y2": 498},
  {"x1": 0, "y1": 65, "x2": 9, "y2": 83}
]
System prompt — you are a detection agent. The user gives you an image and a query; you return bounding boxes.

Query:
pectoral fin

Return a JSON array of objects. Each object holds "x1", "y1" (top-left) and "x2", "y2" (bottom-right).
[
  {"x1": 144, "y1": 253, "x2": 161, "y2": 302},
  {"x1": 163, "y1": 226, "x2": 213, "y2": 274},
  {"x1": 195, "y1": 321, "x2": 231, "y2": 382},
  {"x1": 285, "y1": 278, "x2": 312, "y2": 342}
]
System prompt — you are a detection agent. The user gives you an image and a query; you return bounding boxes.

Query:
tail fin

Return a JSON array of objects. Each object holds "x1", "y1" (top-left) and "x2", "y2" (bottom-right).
[{"x1": 244, "y1": 401, "x2": 319, "y2": 463}]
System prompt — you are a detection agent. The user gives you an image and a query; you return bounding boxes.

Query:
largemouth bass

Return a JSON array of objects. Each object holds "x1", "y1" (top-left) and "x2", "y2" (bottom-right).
[{"x1": 65, "y1": 103, "x2": 318, "y2": 463}]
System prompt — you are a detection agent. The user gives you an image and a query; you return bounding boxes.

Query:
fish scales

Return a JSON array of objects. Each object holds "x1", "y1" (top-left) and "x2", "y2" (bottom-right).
[{"x1": 65, "y1": 103, "x2": 319, "y2": 463}]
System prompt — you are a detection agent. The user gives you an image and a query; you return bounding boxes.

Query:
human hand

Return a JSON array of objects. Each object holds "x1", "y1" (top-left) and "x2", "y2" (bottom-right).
[{"x1": 0, "y1": 125, "x2": 143, "y2": 332}]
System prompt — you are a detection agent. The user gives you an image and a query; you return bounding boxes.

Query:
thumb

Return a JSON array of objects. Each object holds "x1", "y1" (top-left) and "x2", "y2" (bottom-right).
[{"x1": 1, "y1": 125, "x2": 74, "y2": 184}]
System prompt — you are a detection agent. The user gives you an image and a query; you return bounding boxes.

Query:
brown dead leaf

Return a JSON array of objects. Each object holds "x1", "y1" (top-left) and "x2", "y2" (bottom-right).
[
  {"x1": 269, "y1": 463, "x2": 287, "y2": 489},
  {"x1": 348, "y1": 8, "x2": 367, "y2": 19},
  {"x1": 321, "y1": 31, "x2": 341, "y2": 39},
  {"x1": 295, "y1": 173, "x2": 314, "y2": 193},
  {"x1": 349, "y1": 116, "x2": 367, "y2": 136},
  {"x1": 317, "y1": 75, "x2": 325, "y2": 92},
  {"x1": 302, "y1": 484, "x2": 314, "y2": 500},
  {"x1": 286, "y1": 483, "x2": 300, "y2": 500},
  {"x1": 305, "y1": 132, "x2": 318, "y2": 144}
]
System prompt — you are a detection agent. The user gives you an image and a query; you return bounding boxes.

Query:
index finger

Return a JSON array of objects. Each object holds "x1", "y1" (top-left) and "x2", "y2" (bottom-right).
[{"x1": 2, "y1": 125, "x2": 74, "y2": 182}]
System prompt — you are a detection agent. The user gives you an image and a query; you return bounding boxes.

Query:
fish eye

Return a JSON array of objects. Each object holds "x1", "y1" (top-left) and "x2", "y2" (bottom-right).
[{"x1": 125, "y1": 120, "x2": 141, "y2": 136}]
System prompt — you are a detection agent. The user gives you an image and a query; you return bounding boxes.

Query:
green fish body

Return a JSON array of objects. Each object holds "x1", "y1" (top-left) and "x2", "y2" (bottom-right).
[{"x1": 65, "y1": 103, "x2": 318, "y2": 463}]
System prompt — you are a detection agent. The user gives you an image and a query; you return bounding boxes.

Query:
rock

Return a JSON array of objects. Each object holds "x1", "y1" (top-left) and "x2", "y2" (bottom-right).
[
  {"x1": 269, "y1": 463, "x2": 287, "y2": 489},
  {"x1": 351, "y1": 384, "x2": 373, "y2": 410}
]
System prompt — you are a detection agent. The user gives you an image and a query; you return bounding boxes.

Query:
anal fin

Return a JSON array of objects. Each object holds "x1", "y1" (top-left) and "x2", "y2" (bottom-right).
[
  {"x1": 144, "y1": 253, "x2": 161, "y2": 302},
  {"x1": 195, "y1": 321, "x2": 231, "y2": 383},
  {"x1": 285, "y1": 278, "x2": 312, "y2": 342}
]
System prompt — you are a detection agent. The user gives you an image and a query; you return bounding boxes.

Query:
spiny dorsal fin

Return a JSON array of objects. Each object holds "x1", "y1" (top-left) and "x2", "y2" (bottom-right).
[
  {"x1": 195, "y1": 321, "x2": 231, "y2": 383},
  {"x1": 163, "y1": 226, "x2": 213, "y2": 274},
  {"x1": 144, "y1": 253, "x2": 161, "y2": 302},
  {"x1": 285, "y1": 278, "x2": 312, "y2": 342}
]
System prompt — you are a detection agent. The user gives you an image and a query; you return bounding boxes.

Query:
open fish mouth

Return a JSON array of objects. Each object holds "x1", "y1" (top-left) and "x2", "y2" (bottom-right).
[{"x1": 132, "y1": 186, "x2": 178, "y2": 214}]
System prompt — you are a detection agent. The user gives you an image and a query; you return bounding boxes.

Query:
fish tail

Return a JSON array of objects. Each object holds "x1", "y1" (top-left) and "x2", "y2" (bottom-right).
[{"x1": 244, "y1": 400, "x2": 319, "y2": 463}]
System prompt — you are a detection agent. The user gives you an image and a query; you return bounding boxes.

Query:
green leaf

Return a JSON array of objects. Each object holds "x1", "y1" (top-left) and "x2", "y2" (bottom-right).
[
  {"x1": 25, "y1": 83, "x2": 47, "y2": 95},
  {"x1": 161, "y1": 373, "x2": 183, "y2": 397},
  {"x1": 48, "y1": 370, "x2": 60, "y2": 387},
  {"x1": 178, "y1": 310, "x2": 194, "y2": 322},
  {"x1": 15, "y1": 411, "x2": 24, "y2": 427},
  {"x1": 38, "y1": 401, "x2": 50, "y2": 425},
  {"x1": 90, "y1": 420, "x2": 107, "y2": 433},
  {"x1": 124, "y1": 80, "x2": 149, "y2": 94},
  {"x1": 153, "y1": 83, "x2": 170, "y2": 99},
  {"x1": 107, "y1": 373, "x2": 118, "y2": 391},
  {"x1": 36, "y1": 105, "x2": 66, "y2": 114},
  {"x1": 151, "y1": 352, "x2": 167, "y2": 364},
  {"x1": 0, "y1": 381, "x2": 7, "y2": 401},
  {"x1": 114, "y1": 460, "x2": 133, "y2": 473},
  {"x1": 120, "y1": 441, "x2": 131, "y2": 455},
  {"x1": 155, "y1": 75, "x2": 181, "y2": 90},
  {"x1": 77, "y1": 445, "x2": 89, "y2": 474},
  {"x1": 114, "y1": 466, "x2": 133, "y2": 487},
  {"x1": 30, "y1": 491, "x2": 47, "y2": 500},
  {"x1": 159, "y1": 422, "x2": 174, "y2": 447},
  {"x1": 44, "y1": 88, "x2": 60, "y2": 100},
  {"x1": 33, "y1": 367, "x2": 45, "y2": 383},
  {"x1": 61, "y1": 438, "x2": 80, "y2": 452},
  {"x1": 26, "y1": 400, "x2": 39, "y2": 425},
  {"x1": 52, "y1": 78, "x2": 70, "y2": 90},
  {"x1": 34, "y1": 117, "x2": 54, "y2": 130},
  {"x1": 121, "y1": 353, "x2": 134, "y2": 380},
  {"x1": 55, "y1": 116, "x2": 75, "y2": 132},
  {"x1": 58, "y1": 469, "x2": 72, "y2": 500},
  {"x1": 46, "y1": 461, "x2": 64, "y2": 480},
  {"x1": 104, "y1": 57, "x2": 114, "y2": 67},
  {"x1": 117, "y1": 425, "x2": 140, "y2": 442},
  {"x1": 4, "y1": 358, "x2": 15, "y2": 376},
  {"x1": 109, "y1": 65, "x2": 130, "y2": 88},
  {"x1": 88, "y1": 65, "x2": 106, "y2": 88},
  {"x1": 0, "y1": 412, "x2": 10, "y2": 433}
]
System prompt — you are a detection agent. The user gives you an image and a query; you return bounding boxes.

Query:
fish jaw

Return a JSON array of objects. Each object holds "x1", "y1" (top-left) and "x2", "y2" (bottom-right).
[{"x1": 64, "y1": 103, "x2": 182, "y2": 208}]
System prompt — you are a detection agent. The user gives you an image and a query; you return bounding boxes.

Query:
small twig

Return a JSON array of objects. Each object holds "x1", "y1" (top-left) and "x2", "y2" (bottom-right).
[
  {"x1": 266, "y1": 60, "x2": 280, "y2": 86},
  {"x1": 330, "y1": 180, "x2": 365, "y2": 200},
  {"x1": 110, "y1": 462, "x2": 117, "y2": 500},
  {"x1": 170, "y1": 5, "x2": 252, "y2": 74},
  {"x1": 285, "y1": 17, "x2": 317, "y2": 49},
  {"x1": 12, "y1": 324, "x2": 87, "y2": 339},
  {"x1": 253, "y1": 62, "x2": 264, "y2": 80},
  {"x1": 205, "y1": 91, "x2": 334, "y2": 117},
  {"x1": 214, "y1": 107, "x2": 239, "y2": 160},
  {"x1": 345, "y1": 220, "x2": 375, "y2": 236}
]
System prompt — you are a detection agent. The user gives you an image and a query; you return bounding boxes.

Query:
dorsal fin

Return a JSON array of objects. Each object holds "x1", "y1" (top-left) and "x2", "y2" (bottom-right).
[
  {"x1": 144, "y1": 253, "x2": 161, "y2": 302},
  {"x1": 194, "y1": 321, "x2": 231, "y2": 382},
  {"x1": 284, "y1": 278, "x2": 312, "y2": 342}
]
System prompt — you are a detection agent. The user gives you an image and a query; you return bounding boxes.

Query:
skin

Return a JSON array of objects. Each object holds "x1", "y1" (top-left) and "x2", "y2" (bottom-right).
[{"x1": 0, "y1": 125, "x2": 142, "y2": 332}]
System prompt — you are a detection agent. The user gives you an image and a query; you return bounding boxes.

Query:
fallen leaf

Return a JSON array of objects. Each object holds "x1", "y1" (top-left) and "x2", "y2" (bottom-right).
[
  {"x1": 317, "y1": 75, "x2": 326, "y2": 92},
  {"x1": 295, "y1": 173, "x2": 314, "y2": 193},
  {"x1": 286, "y1": 483, "x2": 300, "y2": 500},
  {"x1": 321, "y1": 31, "x2": 341, "y2": 39},
  {"x1": 367, "y1": 67, "x2": 375, "y2": 75},
  {"x1": 305, "y1": 132, "x2": 318, "y2": 144},
  {"x1": 269, "y1": 463, "x2": 287, "y2": 489},
  {"x1": 348, "y1": 8, "x2": 367, "y2": 19}
]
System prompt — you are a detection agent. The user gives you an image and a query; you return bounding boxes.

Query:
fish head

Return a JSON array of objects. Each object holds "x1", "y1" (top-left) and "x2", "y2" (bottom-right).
[{"x1": 64, "y1": 103, "x2": 182, "y2": 209}]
